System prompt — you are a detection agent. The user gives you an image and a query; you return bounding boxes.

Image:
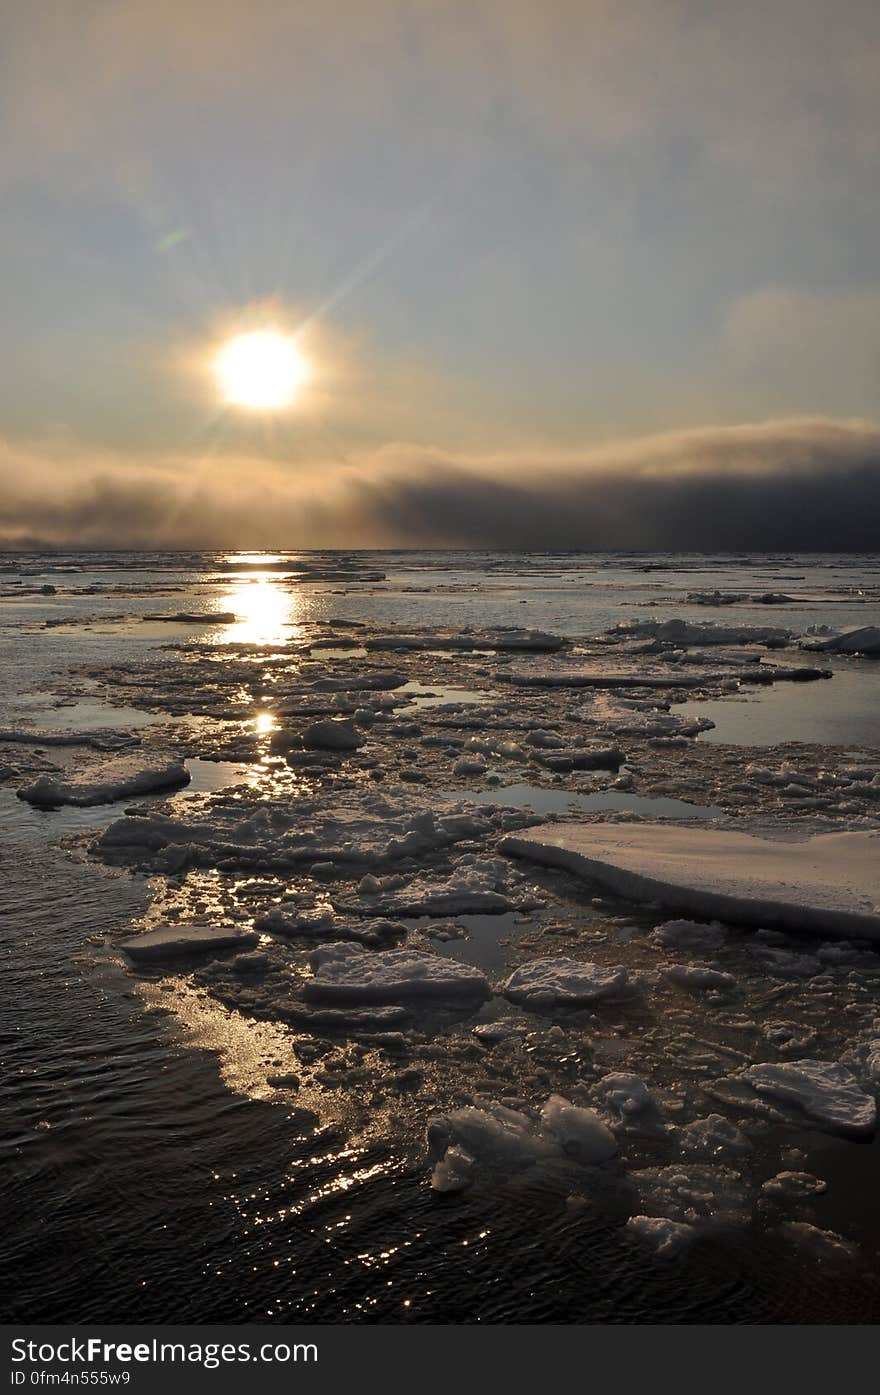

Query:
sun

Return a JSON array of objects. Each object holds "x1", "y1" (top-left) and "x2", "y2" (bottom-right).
[{"x1": 213, "y1": 330, "x2": 308, "y2": 410}]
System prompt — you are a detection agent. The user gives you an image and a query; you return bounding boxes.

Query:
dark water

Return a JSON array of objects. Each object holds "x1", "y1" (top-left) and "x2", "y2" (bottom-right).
[
  {"x1": 3, "y1": 806, "x2": 880, "y2": 1324},
  {"x1": 682, "y1": 667, "x2": 880, "y2": 748}
]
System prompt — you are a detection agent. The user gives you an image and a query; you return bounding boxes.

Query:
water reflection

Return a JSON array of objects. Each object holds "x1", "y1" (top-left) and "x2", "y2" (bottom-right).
[
  {"x1": 252, "y1": 710, "x2": 278, "y2": 735},
  {"x1": 223, "y1": 553, "x2": 286, "y2": 568},
  {"x1": 219, "y1": 572, "x2": 304, "y2": 645}
]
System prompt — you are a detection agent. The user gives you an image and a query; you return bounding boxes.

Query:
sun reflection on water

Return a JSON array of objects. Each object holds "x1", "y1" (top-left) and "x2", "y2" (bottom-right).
[
  {"x1": 219, "y1": 572, "x2": 304, "y2": 645},
  {"x1": 252, "y1": 710, "x2": 278, "y2": 734}
]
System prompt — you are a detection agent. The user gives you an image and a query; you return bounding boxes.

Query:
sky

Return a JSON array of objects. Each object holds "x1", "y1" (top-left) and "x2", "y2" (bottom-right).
[{"x1": 1, "y1": 0, "x2": 879, "y2": 548}]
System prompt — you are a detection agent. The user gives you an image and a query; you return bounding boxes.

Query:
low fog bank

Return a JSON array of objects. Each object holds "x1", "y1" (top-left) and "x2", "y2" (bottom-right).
[{"x1": 2, "y1": 417, "x2": 878, "y2": 551}]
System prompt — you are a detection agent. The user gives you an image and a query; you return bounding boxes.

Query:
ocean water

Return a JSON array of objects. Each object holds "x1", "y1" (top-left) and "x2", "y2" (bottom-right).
[{"x1": 2, "y1": 550, "x2": 879, "y2": 1324}]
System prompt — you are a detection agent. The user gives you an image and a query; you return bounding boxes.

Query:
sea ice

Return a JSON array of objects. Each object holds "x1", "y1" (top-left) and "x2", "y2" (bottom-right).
[
  {"x1": 587, "y1": 696, "x2": 713, "y2": 740},
  {"x1": 675, "y1": 1114, "x2": 752, "y2": 1161},
  {"x1": 761, "y1": 1171, "x2": 826, "y2": 1201},
  {"x1": 366, "y1": 628, "x2": 565, "y2": 653},
  {"x1": 335, "y1": 860, "x2": 522, "y2": 917},
  {"x1": 301, "y1": 718, "x2": 364, "y2": 751},
  {"x1": 427, "y1": 1103, "x2": 560, "y2": 1178},
  {"x1": 626, "y1": 1215, "x2": 697, "y2": 1257},
  {"x1": 428, "y1": 1093, "x2": 618, "y2": 1189},
  {"x1": 801, "y1": 625, "x2": 880, "y2": 656},
  {"x1": 746, "y1": 943, "x2": 821, "y2": 979},
  {"x1": 592, "y1": 1073, "x2": 666, "y2": 1136},
  {"x1": 93, "y1": 794, "x2": 527, "y2": 872},
  {"x1": 0, "y1": 727, "x2": 130, "y2": 751},
  {"x1": 256, "y1": 904, "x2": 404, "y2": 946},
  {"x1": 841, "y1": 1030, "x2": 880, "y2": 1089},
  {"x1": 303, "y1": 943, "x2": 491, "y2": 1003},
  {"x1": 715, "y1": 1059, "x2": 876, "y2": 1139},
  {"x1": 540, "y1": 1095, "x2": 618, "y2": 1162},
  {"x1": 502, "y1": 957, "x2": 628, "y2": 1009},
  {"x1": 280, "y1": 1002, "x2": 412, "y2": 1031},
  {"x1": 472, "y1": 1018, "x2": 532, "y2": 1044},
  {"x1": 143, "y1": 611, "x2": 237, "y2": 623},
  {"x1": 500, "y1": 823, "x2": 880, "y2": 940},
  {"x1": 18, "y1": 756, "x2": 190, "y2": 807},
  {"x1": 120, "y1": 924, "x2": 259, "y2": 962},
  {"x1": 779, "y1": 1222, "x2": 856, "y2": 1261},
  {"x1": 431, "y1": 1145, "x2": 477, "y2": 1193},
  {"x1": 502, "y1": 667, "x2": 725, "y2": 690},
  {"x1": 631, "y1": 1164, "x2": 751, "y2": 1225},
  {"x1": 534, "y1": 744, "x2": 624, "y2": 773},
  {"x1": 613, "y1": 618, "x2": 792, "y2": 647},
  {"x1": 649, "y1": 919, "x2": 728, "y2": 952}
]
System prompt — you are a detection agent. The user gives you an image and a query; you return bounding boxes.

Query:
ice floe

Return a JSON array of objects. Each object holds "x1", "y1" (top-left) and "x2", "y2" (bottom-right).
[
  {"x1": 94, "y1": 794, "x2": 530, "y2": 873},
  {"x1": 501, "y1": 822, "x2": 880, "y2": 940},
  {"x1": 365, "y1": 627, "x2": 566, "y2": 653},
  {"x1": 303, "y1": 943, "x2": 491, "y2": 1004},
  {"x1": 626, "y1": 1215, "x2": 697, "y2": 1258},
  {"x1": 120, "y1": 924, "x2": 259, "y2": 961},
  {"x1": 841, "y1": 1025, "x2": 880, "y2": 1089},
  {"x1": 142, "y1": 610, "x2": 237, "y2": 624},
  {"x1": 801, "y1": 625, "x2": 880, "y2": 656},
  {"x1": 539, "y1": 1095, "x2": 619, "y2": 1162},
  {"x1": 255, "y1": 903, "x2": 405, "y2": 946},
  {"x1": 18, "y1": 755, "x2": 190, "y2": 807},
  {"x1": 472, "y1": 1018, "x2": 532, "y2": 1044},
  {"x1": 532, "y1": 744, "x2": 625, "y2": 773},
  {"x1": 711, "y1": 1059, "x2": 876, "y2": 1139},
  {"x1": 760, "y1": 1171, "x2": 826, "y2": 1201},
  {"x1": 502, "y1": 957, "x2": 628, "y2": 1009},
  {"x1": 631, "y1": 1163, "x2": 751, "y2": 1226},
  {"x1": 427, "y1": 1093, "x2": 618, "y2": 1191},
  {"x1": 663, "y1": 964, "x2": 738, "y2": 993},
  {"x1": 301, "y1": 718, "x2": 365, "y2": 750},
  {"x1": 612, "y1": 618, "x2": 792, "y2": 647},
  {"x1": 592, "y1": 1073, "x2": 667, "y2": 1136},
  {"x1": 778, "y1": 1222, "x2": 856, "y2": 1262},
  {"x1": 649, "y1": 919, "x2": 728, "y2": 952},
  {"x1": 427, "y1": 1104, "x2": 558, "y2": 1185},
  {"x1": 675, "y1": 1114, "x2": 752, "y2": 1161},
  {"x1": 0, "y1": 726, "x2": 131, "y2": 751},
  {"x1": 334, "y1": 858, "x2": 526, "y2": 917},
  {"x1": 502, "y1": 666, "x2": 733, "y2": 691}
]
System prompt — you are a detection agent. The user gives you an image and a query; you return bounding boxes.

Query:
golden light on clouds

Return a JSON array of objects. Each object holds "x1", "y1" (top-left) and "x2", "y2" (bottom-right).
[{"x1": 213, "y1": 330, "x2": 309, "y2": 410}]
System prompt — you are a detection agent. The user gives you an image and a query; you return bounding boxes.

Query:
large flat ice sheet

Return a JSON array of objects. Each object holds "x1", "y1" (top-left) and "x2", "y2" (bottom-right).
[{"x1": 501, "y1": 822, "x2": 880, "y2": 939}]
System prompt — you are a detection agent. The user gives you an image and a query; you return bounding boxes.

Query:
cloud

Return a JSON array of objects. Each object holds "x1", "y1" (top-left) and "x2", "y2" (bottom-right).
[
  {"x1": 2, "y1": 417, "x2": 878, "y2": 550},
  {"x1": 721, "y1": 287, "x2": 880, "y2": 418},
  {"x1": 725, "y1": 286, "x2": 880, "y2": 359},
  {"x1": 3, "y1": 2, "x2": 880, "y2": 197}
]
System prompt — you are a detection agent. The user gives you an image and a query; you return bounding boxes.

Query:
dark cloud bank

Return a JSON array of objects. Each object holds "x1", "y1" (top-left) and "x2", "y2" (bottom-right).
[{"x1": 2, "y1": 419, "x2": 879, "y2": 551}]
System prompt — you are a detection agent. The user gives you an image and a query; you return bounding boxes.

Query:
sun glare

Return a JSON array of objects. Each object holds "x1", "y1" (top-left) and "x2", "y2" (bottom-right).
[
  {"x1": 214, "y1": 330, "x2": 308, "y2": 410},
  {"x1": 221, "y1": 573, "x2": 302, "y2": 646}
]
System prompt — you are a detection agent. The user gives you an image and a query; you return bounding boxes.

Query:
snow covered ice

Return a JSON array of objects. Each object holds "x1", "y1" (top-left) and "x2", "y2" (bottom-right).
[
  {"x1": 18, "y1": 755, "x2": 190, "y2": 807},
  {"x1": 502, "y1": 957, "x2": 629, "y2": 1008},
  {"x1": 120, "y1": 924, "x2": 259, "y2": 962},
  {"x1": 303, "y1": 943, "x2": 492, "y2": 1004},
  {"x1": 714, "y1": 1059, "x2": 877, "y2": 1139},
  {"x1": 501, "y1": 822, "x2": 880, "y2": 940}
]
